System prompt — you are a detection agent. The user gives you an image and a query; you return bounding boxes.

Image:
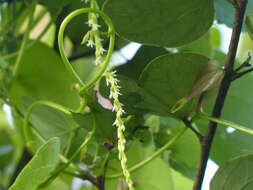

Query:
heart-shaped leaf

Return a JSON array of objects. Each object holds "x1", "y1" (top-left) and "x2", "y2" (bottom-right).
[
  {"x1": 103, "y1": 0, "x2": 214, "y2": 47},
  {"x1": 139, "y1": 53, "x2": 211, "y2": 118}
]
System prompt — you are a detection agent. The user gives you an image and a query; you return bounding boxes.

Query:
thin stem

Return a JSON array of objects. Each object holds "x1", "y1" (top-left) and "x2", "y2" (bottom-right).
[
  {"x1": 197, "y1": 113, "x2": 253, "y2": 136},
  {"x1": 234, "y1": 53, "x2": 251, "y2": 72},
  {"x1": 76, "y1": 98, "x2": 88, "y2": 113},
  {"x1": 12, "y1": 0, "x2": 36, "y2": 77},
  {"x1": 193, "y1": 1, "x2": 248, "y2": 190},
  {"x1": 40, "y1": 115, "x2": 96, "y2": 187},
  {"x1": 57, "y1": 8, "x2": 115, "y2": 93},
  {"x1": 182, "y1": 118, "x2": 203, "y2": 142},
  {"x1": 106, "y1": 127, "x2": 187, "y2": 179},
  {"x1": 231, "y1": 67, "x2": 253, "y2": 81}
]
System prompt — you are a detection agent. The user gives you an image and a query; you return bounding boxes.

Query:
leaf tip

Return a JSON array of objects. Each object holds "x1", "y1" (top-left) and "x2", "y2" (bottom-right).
[{"x1": 171, "y1": 98, "x2": 187, "y2": 114}]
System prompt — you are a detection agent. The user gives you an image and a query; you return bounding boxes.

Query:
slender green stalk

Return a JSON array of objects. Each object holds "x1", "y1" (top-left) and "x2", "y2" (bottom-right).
[
  {"x1": 57, "y1": 8, "x2": 115, "y2": 93},
  {"x1": 196, "y1": 112, "x2": 253, "y2": 136},
  {"x1": 106, "y1": 127, "x2": 187, "y2": 179},
  {"x1": 13, "y1": 0, "x2": 36, "y2": 77},
  {"x1": 40, "y1": 114, "x2": 96, "y2": 187},
  {"x1": 75, "y1": 97, "x2": 87, "y2": 113}
]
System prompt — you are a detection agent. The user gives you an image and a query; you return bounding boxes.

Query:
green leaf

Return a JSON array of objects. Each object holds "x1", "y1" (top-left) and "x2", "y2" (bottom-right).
[
  {"x1": 71, "y1": 57, "x2": 101, "y2": 84},
  {"x1": 171, "y1": 170, "x2": 193, "y2": 190},
  {"x1": 10, "y1": 42, "x2": 80, "y2": 112},
  {"x1": 179, "y1": 32, "x2": 212, "y2": 57},
  {"x1": 101, "y1": 53, "x2": 212, "y2": 118},
  {"x1": 215, "y1": 0, "x2": 253, "y2": 28},
  {"x1": 171, "y1": 61, "x2": 224, "y2": 113},
  {"x1": 103, "y1": 0, "x2": 214, "y2": 47},
  {"x1": 72, "y1": 108, "x2": 116, "y2": 143},
  {"x1": 117, "y1": 46, "x2": 168, "y2": 81},
  {"x1": 9, "y1": 137, "x2": 61, "y2": 190},
  {"x1": 210, "y1": 154, "x2": 253, "y2": 190},
  {"x1": 24, "y1": 101, "x2": 77, "y2": 152},
  {"x1": 139, "y1": 53, "x2": 211, "y2": 118},
  {"x1": 154, "y1": 117, "x2": 200, "y2": 179},
  {"x1": 100, "y1": 74, "x2": 171, "y2": 116},
  {"x1": 210, "y1": 27, "x2": 222, "y2": 49},
  {"x1": 40, "y1": 179, "x2": 69, "y2": 190},
  {"x1": 246, "y1": 13, "x2": 253, "y2": 41}
]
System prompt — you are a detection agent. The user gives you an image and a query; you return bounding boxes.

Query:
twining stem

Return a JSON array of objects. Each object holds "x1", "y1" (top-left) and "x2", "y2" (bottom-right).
[
  {"x1": 13, "y1": 0, "x2": 36, "y2": 77},
  {"x1": 106, "y1": 127, "x2": 187, "y2": 179},
  {"x1": 193, "y1": 1, "x2": 248, "y2": 190},
  {"x1": 57, "y1": 8, "x2": 115, "y2": 93},
  {"x1": 196, "y1": 113, "x2": 253, "y2": 136}
]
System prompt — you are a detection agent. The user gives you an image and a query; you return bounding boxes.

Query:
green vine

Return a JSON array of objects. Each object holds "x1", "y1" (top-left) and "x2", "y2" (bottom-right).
[
  {"x1": 57, "y1": 8, "x2": 115, "y2": 94},
  {"x1": 195, "y1": 112, "x2": 253, "y2": 136}
]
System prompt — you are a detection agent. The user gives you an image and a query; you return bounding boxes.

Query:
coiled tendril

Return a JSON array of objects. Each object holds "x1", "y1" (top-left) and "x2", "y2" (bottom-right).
[{"x1": 57, "y1": 8, "x2": 115, "y2": 95}]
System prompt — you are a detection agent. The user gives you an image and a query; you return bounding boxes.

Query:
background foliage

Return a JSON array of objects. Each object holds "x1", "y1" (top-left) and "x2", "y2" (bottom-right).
[{"x1": 1, "y1": 0, "x2": 253, "y2": 190}]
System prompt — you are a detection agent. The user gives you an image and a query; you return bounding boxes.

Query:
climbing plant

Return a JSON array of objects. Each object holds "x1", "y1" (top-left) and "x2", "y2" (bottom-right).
[{"x1": 1, "y1": 0, "x2": 253, "y2": 189}]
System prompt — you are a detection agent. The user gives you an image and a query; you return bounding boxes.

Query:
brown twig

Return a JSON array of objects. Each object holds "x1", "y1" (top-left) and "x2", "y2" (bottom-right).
[
  {"x1": 182, "y1": 118, "x2": 203, "y2": 142},
  {"x1": 64, "y1": 171, "x2": 98, "y2": 186},
  {"x1": 231, "y1": 67, "x2": 253, "y2": 81},
  {"x1": 193, "y1": 1, "x2": 248, "y2": 190},
  {"x1": 234, "y1": 53, "x2": 251, "y2": 72},
  {"x1": 65, "y1": 171, "x2": 106, "y2": 190}
]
